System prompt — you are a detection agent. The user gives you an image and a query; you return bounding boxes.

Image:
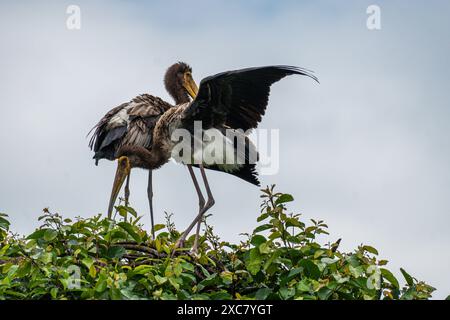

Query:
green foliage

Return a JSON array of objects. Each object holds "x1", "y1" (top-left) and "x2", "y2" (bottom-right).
[{"x1": 0, "y1": 187, "x2": 436, "y2": 300}]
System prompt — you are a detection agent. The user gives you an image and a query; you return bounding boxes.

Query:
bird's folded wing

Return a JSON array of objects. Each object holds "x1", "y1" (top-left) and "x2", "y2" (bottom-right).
[{"x1": 88, "y1": 94, "x2": 172, "y2": 162}]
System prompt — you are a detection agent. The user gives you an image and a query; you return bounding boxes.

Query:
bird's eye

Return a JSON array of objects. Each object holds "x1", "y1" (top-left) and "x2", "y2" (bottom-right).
[{"x1": 118, "y1": 156, "x2": 128, "y2": 167}]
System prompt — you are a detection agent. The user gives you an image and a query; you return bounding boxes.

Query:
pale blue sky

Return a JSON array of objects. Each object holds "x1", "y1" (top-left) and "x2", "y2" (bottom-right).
[{"x1": 0, "y1": 1, "x2": 449, "y2": 298}]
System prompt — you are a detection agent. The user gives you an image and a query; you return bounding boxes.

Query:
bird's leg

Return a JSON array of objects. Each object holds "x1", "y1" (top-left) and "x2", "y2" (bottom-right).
[
  {"x1": 175, "y1": 165, "x2": 205, "y2": 250},
  {"x1": 147, "y1": 170, "x2": 155, "y2": 239},
  {"x1": 194, "y1": 164, "x2": 215, "y2": 252},
  {"x1": 193, "y1": 216, "x2": 203, "y2": 253},
  {"x1": 124, "y1": 172, "x2": 131, "y2": 207},
  {"x1": 175, "y1": 165, "x2": 215, "y2": 254}
]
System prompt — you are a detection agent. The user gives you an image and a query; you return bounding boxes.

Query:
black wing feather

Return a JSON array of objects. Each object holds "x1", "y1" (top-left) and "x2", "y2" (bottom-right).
[
  {"x1": 183, "y1": 65, "x2": 318, "y2": 131},
  {"x1": 98, "y1": 126, "x2": 127, "y2": 151}
]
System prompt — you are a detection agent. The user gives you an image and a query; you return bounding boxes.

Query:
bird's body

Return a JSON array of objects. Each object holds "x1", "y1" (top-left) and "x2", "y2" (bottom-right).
[{"x1": 89, "y1": 94, "x2": 172, "y2": 167}]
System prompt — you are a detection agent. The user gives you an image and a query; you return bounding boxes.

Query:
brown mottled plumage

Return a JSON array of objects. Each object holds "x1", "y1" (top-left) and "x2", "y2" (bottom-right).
[{"x1": 89, "y1": 94, "x2": 172, "y2": 165}]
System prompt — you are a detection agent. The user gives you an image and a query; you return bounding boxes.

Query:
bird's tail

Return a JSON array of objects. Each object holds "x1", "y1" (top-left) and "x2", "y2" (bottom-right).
[
  {"x1": 196, "y1": 163, "x2": 260, "y2": 186},
  {"x1": 227, "y1": 163, "x2": 260, "y2": 186}
]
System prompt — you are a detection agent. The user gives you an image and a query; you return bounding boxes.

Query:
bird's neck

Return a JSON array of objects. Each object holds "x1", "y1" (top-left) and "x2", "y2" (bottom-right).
[
  {"x1": 119, "y1": 145, "x2": 170, "y2": 170},
  {"x1": 171, "y1": 86, "x2": 191, "y2": 104},
  {"x1": 139, "y1": 146, "x2": 170, "y2": 170}
]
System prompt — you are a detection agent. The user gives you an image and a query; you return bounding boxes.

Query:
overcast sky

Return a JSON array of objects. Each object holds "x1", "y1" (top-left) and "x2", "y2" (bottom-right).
[{"x1": 0, "y1": 1, "x2": 449, "y2": 299}]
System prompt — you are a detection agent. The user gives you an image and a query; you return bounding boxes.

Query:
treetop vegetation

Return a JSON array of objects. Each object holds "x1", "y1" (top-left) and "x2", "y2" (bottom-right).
[{"x1": 0, "y1": 186, "x2": 437, "y2": 300}]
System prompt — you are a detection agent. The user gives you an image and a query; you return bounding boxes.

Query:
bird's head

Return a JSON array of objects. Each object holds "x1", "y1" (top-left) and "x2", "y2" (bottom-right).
[
  {"x1": 164, "y1": 62, "x2": 198, "y2": 104},
  {"x1": 107, "y1": 156, "x2": 131, "y2": 218}
]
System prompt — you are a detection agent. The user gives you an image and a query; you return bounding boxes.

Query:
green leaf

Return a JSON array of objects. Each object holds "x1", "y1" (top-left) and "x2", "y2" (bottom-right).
[
  {"x1": 95, "y1": 278, "x2": 107, "y2": 293},
  {"x1": 39, "y1": 252, "x2": 54, "y2": 264},
  {"x1": 263, "y1": 250, "x2": 281, "y2": 271},
  {"x1": 317, "y1": 287, "x2": 333, "y2": 300},
  {"x1": 259, "y1": 242, "x2": 271, "y2": 254},
  {"x1": 287, "y1": 267, "x2": 303, "y2": 280},
  {"x1": 181, "y1": 262, "x2": 195, "y2": 272},
  {"x1": 198, "y1": 274, "x2": 219, "y2": 290},
  {"x1": 44, "y1": 229, "x2": 58, "y2": 241},
  {"x1": 107, "y1": 230, "x2": 128, "y2": 241},
  {"x1": 82, "y1": 257, "x2": 94, "y2": 269},
  {"x1": 26, "y1": 228, "x2": 50, "y2": 240},
  {"x1": 118, "y1": 222, "x2": 142, "y2": 243},
  {"x1": 89, "y1": 265, "x2": 97, "y2": 278},
  {"x1": 155, "y1": 275, "x2": 167, "y2": 285},
  {"x1": 255, "y1": 288, "x2": 272, "y2": 300},
  {"x1": 0, "y1": 216, "x2": 10, "y2": 231},
  {"x1": 133, "y1": 265, "x2": 154, "y2": 275},
  {"x1": 285, "y1": 218, "x2": 303, "y2": 228},
  {"x1": 110, "y1": 287, "x2": 122, "y2": 300},
  {"x1": 117, "y1": 206, "x2": 128, "y2": 219},
  {"x1": 250, "y1": 235, "x2": 266, "y2": 247},
  {"x1": 363, "y1": 245, "x2": 379, "y2": 255},
  {"x1": 220, "y1": 271, "x2": 233, "y2": 285},
  {"x1": 16, "y1": 261, "x2": 32, "y2": 277},
  {"x1": 268, "y1": 231, "x2": 281, "y2": 240},
  {"x1": 275, "y1": 193, "x2": 294, "y2": 204},
  {"x1": 153, "y1": 224, "x2": 166, "y2": 232},
  {"x1": 50, "y1": 288, "x2": 58, "y2": 299},
  {"x1": 253, "y1": 224, "x2": 272, "y2": 233},
  {"x1": 400, "y1": 268, "x2": 414, "y2": 286},
  {"x1": 107, "y1": 246, "x2": 126, "y2": 259},
  {"x1": 279, "y1": 287, "x2": 295, "y2": 299},
  {"x1": 169, "y1": 277, "x2": 180, "y2": 290},
  {"x1": 246, "y1": 248, "x2": 262, "y2": 275},
  {"x1": 298, "y1": 260, "x2": 321, "y2": 280},
  {"x1": 124, "y1": 206, "x2": 138, "y2": 217},
  {"x1": 181, "y1": 272, "x2": 197, "y2": 284},
  {"x1": 257, "y1": 213, "x2": 269, "y2": 222},
  {"x1": 313, "y1": 250, "x2": 325, "y2": 259},
  {"x1": 297, "y1": 279, "x2": 311, "y2": 292},
  {"x1": 381, "y1": 268, "x2": 399, "y2": 289}
]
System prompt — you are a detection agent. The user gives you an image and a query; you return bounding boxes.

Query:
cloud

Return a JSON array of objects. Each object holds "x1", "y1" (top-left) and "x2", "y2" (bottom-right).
[{"x1": 0, "y1": 0, "x2": 449, "y2": 298}]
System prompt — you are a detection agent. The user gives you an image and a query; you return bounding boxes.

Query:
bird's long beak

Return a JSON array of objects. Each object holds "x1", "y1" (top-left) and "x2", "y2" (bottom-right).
[
  {"x1": 183, "y1": 73, "x2": 199, "y2": 99},
  {"x1": 107, "y1": 156, "x2": 131, "y2": 218}
]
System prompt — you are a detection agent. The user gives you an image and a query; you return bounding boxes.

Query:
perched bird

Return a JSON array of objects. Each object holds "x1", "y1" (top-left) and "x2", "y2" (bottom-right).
[
  {"x1": 88, "y1": 93, "x2": 172, "y2": 237},
  {"x1": 91, "y1": 63, "x2": 318, "y2": 252}
]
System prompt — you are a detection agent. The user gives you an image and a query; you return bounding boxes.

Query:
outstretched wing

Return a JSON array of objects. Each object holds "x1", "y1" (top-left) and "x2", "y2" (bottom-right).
[
  {"x1": 182, "y1": 65, "x2": 318, "y2": 131},
  {"x1": 88, "y1": 94, "x2": 172, "y2": 164}
]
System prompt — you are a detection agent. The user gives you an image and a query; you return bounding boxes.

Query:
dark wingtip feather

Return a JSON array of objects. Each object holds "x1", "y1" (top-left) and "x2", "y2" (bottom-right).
[{"x1": 272, "y1": 65, "x2": 320, "y2": 84}]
